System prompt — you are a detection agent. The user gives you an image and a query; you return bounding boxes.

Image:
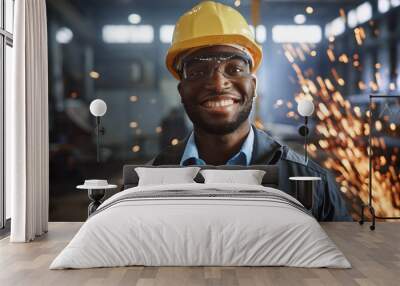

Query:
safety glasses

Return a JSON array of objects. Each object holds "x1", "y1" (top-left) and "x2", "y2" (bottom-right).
[{"x1": 181, "y1": 53, "x2": 252, "y2": 81}]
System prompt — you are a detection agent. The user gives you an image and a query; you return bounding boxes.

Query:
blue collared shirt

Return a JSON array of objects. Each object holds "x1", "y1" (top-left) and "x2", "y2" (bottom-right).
[{"x1": 180, "y1": 127, "x2": 254, "y2": 166}]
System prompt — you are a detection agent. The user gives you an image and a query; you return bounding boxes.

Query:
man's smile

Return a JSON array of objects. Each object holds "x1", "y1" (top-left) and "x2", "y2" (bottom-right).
[{"x1": 199, "y1": 96, "x2": 241, "y2": 113}]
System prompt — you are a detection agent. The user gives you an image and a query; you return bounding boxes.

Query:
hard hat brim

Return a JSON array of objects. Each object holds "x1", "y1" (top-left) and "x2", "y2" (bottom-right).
[{"x1": 166, "y1": 34, "x2": 263, "y2": 80}]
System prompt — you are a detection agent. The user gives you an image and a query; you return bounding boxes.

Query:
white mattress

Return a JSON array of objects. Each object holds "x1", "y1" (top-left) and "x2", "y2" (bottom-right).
[{"x1": 50, "y1": 183, "x2": 351, "y2": 269}]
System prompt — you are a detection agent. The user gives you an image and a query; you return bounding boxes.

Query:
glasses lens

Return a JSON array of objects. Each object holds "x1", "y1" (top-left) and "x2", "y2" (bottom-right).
[
  {"x1": 183, "y1": 60, "x2": 212, "y2": 80},
  {"x1": 223, "y1": 57, "x2": 250, "y2": 77}
]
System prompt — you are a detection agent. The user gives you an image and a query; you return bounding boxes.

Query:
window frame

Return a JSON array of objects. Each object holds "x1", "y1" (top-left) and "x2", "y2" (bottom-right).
[{"x1": 1, "y1": 0, "x2": 14, "y2": 230}]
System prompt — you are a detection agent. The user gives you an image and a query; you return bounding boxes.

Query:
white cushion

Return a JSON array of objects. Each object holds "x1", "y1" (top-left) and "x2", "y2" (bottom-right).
[
  {"x1": 200, "y1": 169, "x2": 266, "y2": 185},
  {"x1": 84, "y1": 179, "x2": 108, "y2": 187},
  {"x1": 135, "y1": 167, "x2": 201, "y2": 186}
]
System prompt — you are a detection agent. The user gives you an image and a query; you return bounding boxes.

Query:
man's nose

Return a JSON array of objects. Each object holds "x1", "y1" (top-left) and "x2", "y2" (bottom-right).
[{"x1": 204, "y1": 68, "x2": 231, "y2": 93}]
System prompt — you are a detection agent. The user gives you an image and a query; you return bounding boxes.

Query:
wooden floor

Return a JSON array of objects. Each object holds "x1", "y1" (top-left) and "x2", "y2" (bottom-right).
[{"x1": 0, "y1": 222, "x2": 399, "y2": 286}]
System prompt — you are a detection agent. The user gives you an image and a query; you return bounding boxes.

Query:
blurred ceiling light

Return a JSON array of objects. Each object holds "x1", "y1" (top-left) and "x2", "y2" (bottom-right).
[
  {"x1": 160, "y1": 25, "x2": 175, "y2": 43},
  {"x1": 305, "y1": 6, "x2": 314, "y2": 14},
  {"x1": 272, "y1": 25, "x2": 322, "y2": 43},
  {"x1": 132, "y1": 145, "x2": 140, "y2": 152},
  {"x1": 294, "y1": 14, "x2": 306, "y2": 24},
  {"x1": 129, "y1": 121, "x2": 138, "y2": 128},
  {"x1": 56, "y1": 27, "x2": 73, "y2": 44},
  {"x1": 347, "y1": 9, "x2": 358, "y2": 28},
  {"x1": 356, "y1": 2, "x2": 372, "y2": 25},
  {"x1": 128, "y1": 13, "x2": 141, "y2": 24},
  {"x1": 89, "y1": 71, "x2": 100, "y2": 79},
  {"x1": 249, "y1": 25, "x2": 267, "y2": 43},
  {"x1": 234, "y1": 0, "x2": 241, "y2": 7},
  {"x1": 130, "y1": 95, "x2": 138, "y2": 102},
  {"x1": 378, "y1": 0, "x2": 391, "y2": 13},
  {"x1": 332, "y1": 17, "x2": 346, "y2": 35},
  {"x1": 256, "y1": 25, "x2": 267, "y2": 43},
  {"x1": 391, "y1": 0, "x2": 400, "y2": 7},
  {"x1": 324, "y1": 24, "x2": 330, "y2": 38},
  {"x1": 325, "y1": 17, "x2": 345, "y2": 38},
  {"x1": 102, "y1": 25, "x2": 154, "y2": 43}
]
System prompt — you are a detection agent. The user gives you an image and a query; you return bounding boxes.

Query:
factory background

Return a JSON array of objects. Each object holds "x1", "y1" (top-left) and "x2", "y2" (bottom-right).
[{"x1": 44, "y1": 0, "x2": 400, "y2": 221}]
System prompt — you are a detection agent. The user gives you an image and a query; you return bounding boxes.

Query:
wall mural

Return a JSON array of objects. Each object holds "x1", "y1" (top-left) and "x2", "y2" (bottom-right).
[{"x1": 46, "y1": 1, "x2": 400, "y2": 222}]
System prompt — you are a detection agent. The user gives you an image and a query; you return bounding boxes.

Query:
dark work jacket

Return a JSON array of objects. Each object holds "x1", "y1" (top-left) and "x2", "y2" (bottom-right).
[{"x1": 149, "y1": 126, "x2": 352, "y2": 222}]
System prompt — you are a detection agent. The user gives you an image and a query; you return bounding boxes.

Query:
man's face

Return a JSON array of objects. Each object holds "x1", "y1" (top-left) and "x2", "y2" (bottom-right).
[{"x1": 177, "y1": 46, "x2": 257, "y2": 135}]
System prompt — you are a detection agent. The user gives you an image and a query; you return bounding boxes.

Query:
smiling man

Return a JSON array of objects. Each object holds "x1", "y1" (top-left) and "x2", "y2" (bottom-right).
[{"x1": 150, "y1": 1, "x2": 351, "y2": 221}]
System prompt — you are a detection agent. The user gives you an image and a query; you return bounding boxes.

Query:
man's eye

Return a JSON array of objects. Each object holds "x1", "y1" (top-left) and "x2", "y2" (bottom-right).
[{"x1": 227, "y1": 66, "x2": 244, "y2": 74}]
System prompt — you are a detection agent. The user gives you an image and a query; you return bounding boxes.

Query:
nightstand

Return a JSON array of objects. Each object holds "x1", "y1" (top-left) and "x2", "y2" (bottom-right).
[
  {"x1": 289, "y1": 177, "x2": 321, "y2": 210},
  {"x1": 77, "y1": 180, "x2": 117, "y2": 217}
]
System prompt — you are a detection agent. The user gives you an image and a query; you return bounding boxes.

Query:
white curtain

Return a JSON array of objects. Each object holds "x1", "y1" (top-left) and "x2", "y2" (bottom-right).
[{"x1": 6, "y1": 0, "x2": 49, "y2": 242}]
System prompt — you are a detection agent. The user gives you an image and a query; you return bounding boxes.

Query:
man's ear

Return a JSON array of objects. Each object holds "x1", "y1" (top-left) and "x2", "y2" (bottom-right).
[
  {"x1": 177, "y1": 82, "x2": 184, "y2": 103},
  {"x1": 251, "y1": 75, "x2": 258, "y2": 98}
]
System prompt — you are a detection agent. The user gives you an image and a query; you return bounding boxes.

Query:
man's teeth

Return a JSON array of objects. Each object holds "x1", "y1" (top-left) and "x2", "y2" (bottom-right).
[{"x1": 203, "y1": 99, "x2": 234, "y2": 108}]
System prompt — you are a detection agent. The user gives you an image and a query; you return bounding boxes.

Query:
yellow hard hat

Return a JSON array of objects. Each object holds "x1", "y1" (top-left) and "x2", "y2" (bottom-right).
[{"x1": 166, "y1": 1, "x2": 263, "y2": 80}]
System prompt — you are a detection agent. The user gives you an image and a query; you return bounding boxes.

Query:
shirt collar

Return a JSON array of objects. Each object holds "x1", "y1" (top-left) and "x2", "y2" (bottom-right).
[{"x1": 180, "y1": 126, "x2": 254, "y2": 166}]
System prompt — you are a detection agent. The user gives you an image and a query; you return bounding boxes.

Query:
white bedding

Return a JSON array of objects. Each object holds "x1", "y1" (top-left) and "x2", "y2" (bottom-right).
[{"x1": 50, "y1": 183, "x2": 351, "y2": 269}]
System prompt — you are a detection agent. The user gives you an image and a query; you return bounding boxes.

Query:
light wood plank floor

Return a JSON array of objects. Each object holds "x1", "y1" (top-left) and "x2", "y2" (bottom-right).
[{"x1": 0, "y1": 222, "x2": 399, "y2": 286}]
